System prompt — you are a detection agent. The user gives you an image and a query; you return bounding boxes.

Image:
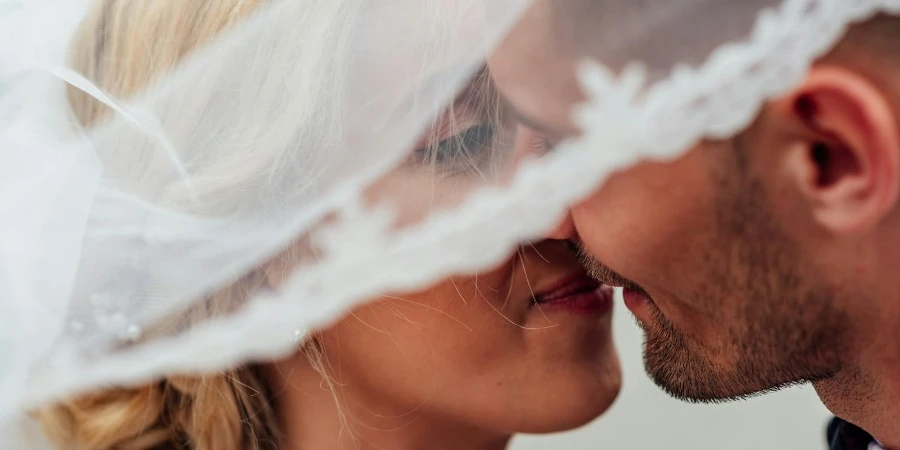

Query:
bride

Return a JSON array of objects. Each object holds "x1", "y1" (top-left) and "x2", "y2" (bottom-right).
[{"x1": 31, "y1": 1, "x2": 620, "y2": 449}]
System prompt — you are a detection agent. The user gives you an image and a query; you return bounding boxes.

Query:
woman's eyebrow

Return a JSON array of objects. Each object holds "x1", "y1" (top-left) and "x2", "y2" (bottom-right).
[{"x1": 500, "y1": 92, "x2": 561, "y2": 140}]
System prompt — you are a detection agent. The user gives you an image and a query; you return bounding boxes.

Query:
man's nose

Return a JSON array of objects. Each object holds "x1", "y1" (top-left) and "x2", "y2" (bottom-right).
[{"x1": 545, "y1": 212, "x2": 576, "y2": 240}]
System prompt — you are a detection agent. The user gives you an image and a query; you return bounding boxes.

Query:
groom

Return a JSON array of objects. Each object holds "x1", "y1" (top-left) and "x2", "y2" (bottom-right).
[{"x1": 490, "y1": 2, "x2": 900, "y2": 449}]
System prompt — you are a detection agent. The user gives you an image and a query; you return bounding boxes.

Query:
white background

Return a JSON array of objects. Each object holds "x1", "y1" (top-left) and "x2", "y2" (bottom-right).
[{"x1": 513, "y1": 291, "x2": 832, "y2": 450}]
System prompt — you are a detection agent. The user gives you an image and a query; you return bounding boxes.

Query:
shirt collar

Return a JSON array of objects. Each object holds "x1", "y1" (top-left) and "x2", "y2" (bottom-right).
[{"x1": 829, "y1": 417, "x2": 878, "y2": 450}]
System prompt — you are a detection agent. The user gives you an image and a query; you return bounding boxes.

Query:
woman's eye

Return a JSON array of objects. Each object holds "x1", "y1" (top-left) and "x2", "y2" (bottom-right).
[{"x1": 415, "y1": 124, "x2": 495, "y2": 168}]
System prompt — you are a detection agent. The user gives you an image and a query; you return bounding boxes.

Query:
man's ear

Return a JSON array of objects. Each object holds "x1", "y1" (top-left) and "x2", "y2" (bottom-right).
[{"x1": 769, "y1": 66, "x2": 900, "y2": 234}]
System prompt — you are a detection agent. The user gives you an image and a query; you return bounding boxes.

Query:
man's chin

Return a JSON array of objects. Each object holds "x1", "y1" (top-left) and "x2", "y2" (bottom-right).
[
  {"x1": 639, "y1": 315, "x2": 746, "y2": 403},
  {"x1": 642, "y1": 333, "x2": 811, "y2": 404},
  {"x1": 643, "y1": 349, "x2": 743, "y2": 404}
]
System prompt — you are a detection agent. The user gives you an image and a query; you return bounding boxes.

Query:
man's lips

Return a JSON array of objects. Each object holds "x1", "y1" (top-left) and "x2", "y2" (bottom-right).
[
  {"x1": 623, "y1": 287, "x2": 651, "y2": 315},
  {"x1": 582, "y1": 263, "x2": 654, "y2": 316},
  {"x1": 587, "y1": 265, "x2": 648, "y2": 296}
]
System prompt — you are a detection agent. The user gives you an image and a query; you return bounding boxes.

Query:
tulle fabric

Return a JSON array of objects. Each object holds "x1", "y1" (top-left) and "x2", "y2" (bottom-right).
[{"x1": 1, "y1": 0, "x2": 898, "y2": 447}]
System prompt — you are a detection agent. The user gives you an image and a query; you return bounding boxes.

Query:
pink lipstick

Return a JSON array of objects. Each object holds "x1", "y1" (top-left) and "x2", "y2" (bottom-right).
[{"x1": 534, "y1": 272, "x2": 613, "y2": 315}]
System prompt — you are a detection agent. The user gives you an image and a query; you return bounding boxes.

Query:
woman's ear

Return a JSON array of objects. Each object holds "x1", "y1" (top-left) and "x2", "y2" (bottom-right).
[{"x1": 770, "y1": 66, "x2": 900, "y2": 234}]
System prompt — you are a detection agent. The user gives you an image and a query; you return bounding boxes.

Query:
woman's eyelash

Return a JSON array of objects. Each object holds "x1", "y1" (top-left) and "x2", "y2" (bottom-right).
[{"x1": 415, "y1": 124, "x2": 495, "y2": 164}]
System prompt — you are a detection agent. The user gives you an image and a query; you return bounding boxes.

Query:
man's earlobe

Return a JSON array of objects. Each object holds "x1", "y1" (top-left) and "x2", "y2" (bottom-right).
[{"x1": 784, "y1": 67, "x2": 900, "y2": 234}]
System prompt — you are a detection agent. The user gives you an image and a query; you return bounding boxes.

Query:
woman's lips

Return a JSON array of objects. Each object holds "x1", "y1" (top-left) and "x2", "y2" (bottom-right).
[{"x1": 533, "y1": 272, "x2": 613, "y2": 315}]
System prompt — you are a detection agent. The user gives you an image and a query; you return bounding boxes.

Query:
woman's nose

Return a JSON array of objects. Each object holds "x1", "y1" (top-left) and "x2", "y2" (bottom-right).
[{"x1": 545, "y1": 212, "x2": 576, "y2": 240}]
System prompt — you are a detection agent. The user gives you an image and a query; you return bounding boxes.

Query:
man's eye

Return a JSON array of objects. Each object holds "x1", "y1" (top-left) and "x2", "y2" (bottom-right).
[{"x1": 415, "y1": 124, "x2": 495, "y2": 166}]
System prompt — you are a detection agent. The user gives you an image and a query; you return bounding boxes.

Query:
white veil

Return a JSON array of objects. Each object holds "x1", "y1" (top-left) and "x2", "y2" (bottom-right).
[{"x1": 1, "y1": 0, "x2": 897, "y2": 447}]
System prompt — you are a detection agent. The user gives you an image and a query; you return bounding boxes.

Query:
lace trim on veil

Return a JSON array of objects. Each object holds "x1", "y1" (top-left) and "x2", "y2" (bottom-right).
[{"x1": 8, "y1": 0, "x2": 900, "y2": 421}]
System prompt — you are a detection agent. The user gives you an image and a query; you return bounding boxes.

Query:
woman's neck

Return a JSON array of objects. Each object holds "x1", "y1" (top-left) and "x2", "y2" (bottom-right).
[{"x1": 266, "y1": 358, "x2": 511, "y2": 450}]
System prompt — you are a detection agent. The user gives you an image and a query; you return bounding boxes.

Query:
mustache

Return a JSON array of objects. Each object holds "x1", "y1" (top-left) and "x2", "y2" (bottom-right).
[{"x1": 574, "y1": 241, "x2": 644, "y2": 292}]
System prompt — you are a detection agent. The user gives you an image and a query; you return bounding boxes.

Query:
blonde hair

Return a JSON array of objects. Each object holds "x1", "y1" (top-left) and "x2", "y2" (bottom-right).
[
  {"x1": 67, "y1": 0, "x2": 266, "y2": 126},
  {"x1": 35, "y1": 1, "x2": 501, "y2": 448},
  {"x1": 35, "y1": 1, "x2": 284, "y2": 449}
]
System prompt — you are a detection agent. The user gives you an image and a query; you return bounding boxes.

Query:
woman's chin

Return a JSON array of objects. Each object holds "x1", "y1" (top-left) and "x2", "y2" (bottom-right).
[
  {"x1": 523, "y1": 377, "x2": 621, "y2": 433},
  {"x1": 496, "y1": 353, "x2": 623, "y2": 435}
]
